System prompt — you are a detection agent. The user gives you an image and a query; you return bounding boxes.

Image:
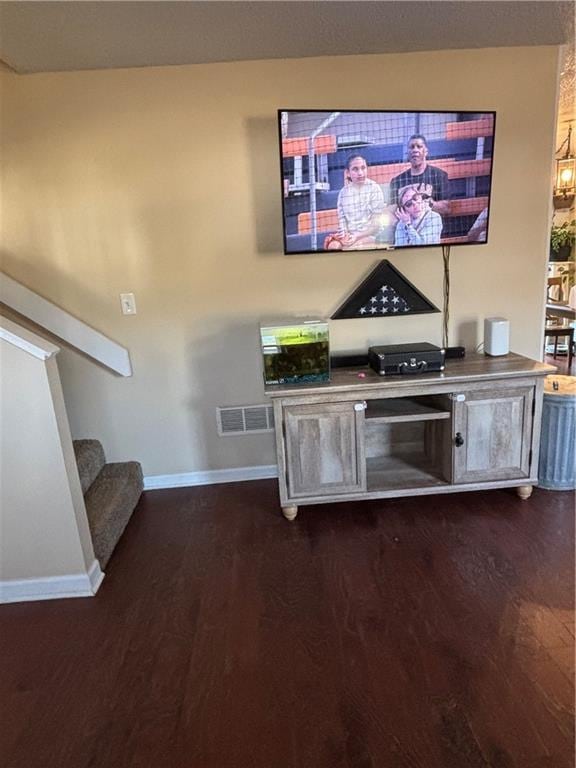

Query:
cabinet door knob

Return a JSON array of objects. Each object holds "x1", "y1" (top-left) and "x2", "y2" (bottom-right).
[{"x1": 455, "y1": 432, "x2": 464, "y2": 447}]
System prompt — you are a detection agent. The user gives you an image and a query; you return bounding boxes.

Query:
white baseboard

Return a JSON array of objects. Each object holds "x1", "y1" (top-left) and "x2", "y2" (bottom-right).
[
  {"x1": 144, "y1": 464, "x2": 278, "y2": 490},
  {"x1": 88, "y1": 558, "x2": 105, "y2": 593},
  {"x1": 0, "y1": 558, "x2": 105, "y2": 604}
]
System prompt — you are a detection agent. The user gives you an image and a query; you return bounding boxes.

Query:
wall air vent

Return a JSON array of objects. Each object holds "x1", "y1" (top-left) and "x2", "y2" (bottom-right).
[{"x1": 216, "y1": 405, "x2": 274, "y2": 436}]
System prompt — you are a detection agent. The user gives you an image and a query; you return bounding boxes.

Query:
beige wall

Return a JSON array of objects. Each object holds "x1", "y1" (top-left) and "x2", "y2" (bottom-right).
[
  {"x1": 0, "y1": 341, "x2": 95, "y2": 580},
  {"x1": 0, "y1": 47, "x2": 558, "y2": 476}
]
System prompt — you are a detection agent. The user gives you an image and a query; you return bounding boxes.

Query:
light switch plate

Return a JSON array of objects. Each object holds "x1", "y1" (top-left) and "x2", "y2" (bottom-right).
[{"x1": 120, "y1": 293, "x2": 137, "y2": 315}]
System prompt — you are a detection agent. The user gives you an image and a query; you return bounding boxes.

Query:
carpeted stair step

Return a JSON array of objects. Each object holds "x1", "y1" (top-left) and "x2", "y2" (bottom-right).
[
  {"x1": 73, "y1": 439, "x2": 106, "y2": 494},
  {"x1": 84, "y1": 461, "x2": 143, "y2": 569}
]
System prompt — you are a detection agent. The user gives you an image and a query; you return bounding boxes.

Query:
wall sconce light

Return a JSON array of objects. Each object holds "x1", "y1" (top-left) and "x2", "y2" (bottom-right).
[{"x1": 554, "y1": 124, "x2": 575, "y2": 209}]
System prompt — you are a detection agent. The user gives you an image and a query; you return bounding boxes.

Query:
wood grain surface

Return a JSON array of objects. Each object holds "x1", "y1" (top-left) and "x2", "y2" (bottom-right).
[
  {"x1": 265, "y1": 353, "x2": 555, "y2": 399},
  {"x1": 1, "y1": 482, "x2": 573, "y2": 768}
]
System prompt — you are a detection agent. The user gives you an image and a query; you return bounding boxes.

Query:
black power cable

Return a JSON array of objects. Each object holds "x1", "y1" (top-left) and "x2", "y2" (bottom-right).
[{"x1": 442, "y1": 245, "x2": 451, "y2": 349}]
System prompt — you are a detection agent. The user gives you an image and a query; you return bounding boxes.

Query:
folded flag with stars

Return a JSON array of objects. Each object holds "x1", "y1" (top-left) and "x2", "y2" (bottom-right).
[
  {"x1": 359, "y1": 285, "x2": 410, "y2": 315},
  {"x1": 331, "y1": 260, "x2": 440, "y2": 320}
]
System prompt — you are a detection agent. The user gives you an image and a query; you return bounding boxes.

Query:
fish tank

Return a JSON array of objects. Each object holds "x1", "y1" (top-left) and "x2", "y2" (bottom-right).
[{"x1": 260, "y1": 318, "x2": 330, "y2": 385}]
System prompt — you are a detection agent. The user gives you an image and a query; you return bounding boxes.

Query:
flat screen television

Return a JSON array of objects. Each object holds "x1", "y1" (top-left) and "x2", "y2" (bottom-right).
[{"x1": 278, "y1": 110, "x2": 496, "y2": 254}]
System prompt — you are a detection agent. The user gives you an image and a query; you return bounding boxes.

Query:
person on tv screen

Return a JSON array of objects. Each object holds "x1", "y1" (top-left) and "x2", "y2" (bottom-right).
[
  {"x1": 324, "y1": 154, "x2": 385, "y2": 250},
  {"x1": 393, "y1": 184, "x2": 443, "y2": 246},
  {"x1": 467, "y1": 207, "x2": 488, "y2": 242},
  {"x1": 389, "y1": 134, "x2": 450, "y2": 216}
]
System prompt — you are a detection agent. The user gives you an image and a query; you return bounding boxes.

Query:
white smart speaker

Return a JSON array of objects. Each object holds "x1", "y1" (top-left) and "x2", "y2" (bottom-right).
[{"x1": 484, "y1": 317, "x2": 510, "y2": 356}]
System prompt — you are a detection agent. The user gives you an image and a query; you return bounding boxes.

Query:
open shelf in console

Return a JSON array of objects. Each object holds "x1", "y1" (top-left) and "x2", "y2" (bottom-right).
[
  {"x1": 365, "y1": 395, "x2": 453, "y2": 492},
  {"x1": 366, "y1": 454, "x2": 449, "y2": 491},
  {"x1": 365, "y1": 396, "x2": 451, "y2": 424}
]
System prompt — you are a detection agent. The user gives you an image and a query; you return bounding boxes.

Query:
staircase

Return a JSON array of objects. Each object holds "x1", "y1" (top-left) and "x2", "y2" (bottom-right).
[{"x1": 73, "y1": 440, "x2": 143, "y2": 569}]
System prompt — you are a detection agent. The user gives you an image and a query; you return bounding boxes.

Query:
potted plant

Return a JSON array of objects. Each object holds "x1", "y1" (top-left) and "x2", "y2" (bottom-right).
[{"x1": 550, "y1": 219, "x2": 575, "y2": 261}]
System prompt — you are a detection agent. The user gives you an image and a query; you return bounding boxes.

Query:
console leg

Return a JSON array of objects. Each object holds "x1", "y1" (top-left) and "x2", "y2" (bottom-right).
[
  {"x1": 516, "y1": 485, "x2": 533, "y2": 500},
  {"x1": 282, "y1": 505, "x2": 298, "y2": 521}
]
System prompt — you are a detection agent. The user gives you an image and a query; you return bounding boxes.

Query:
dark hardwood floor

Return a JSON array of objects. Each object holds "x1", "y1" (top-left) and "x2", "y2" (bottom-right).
[
  {"x1": 544, "y1": 351, "x2": 575, "y2": 376},
  {"x1": 1, "y1": 482, "x2": 574, "y2": 768}
]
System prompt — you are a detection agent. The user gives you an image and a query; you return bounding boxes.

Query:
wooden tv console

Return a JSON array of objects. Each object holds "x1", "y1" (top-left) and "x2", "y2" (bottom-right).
[{"x1": 265, "y1": 353, "x2": 555, "y2": 520}]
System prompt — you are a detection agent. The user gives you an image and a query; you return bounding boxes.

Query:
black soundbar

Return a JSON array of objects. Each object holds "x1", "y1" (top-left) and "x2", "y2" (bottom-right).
[
  {"x1": 445, "y1": 346, "x2": 466, "y2": 359},
  {"x1": 330, "y1": 354, "x2": 369, "y2": 368}
]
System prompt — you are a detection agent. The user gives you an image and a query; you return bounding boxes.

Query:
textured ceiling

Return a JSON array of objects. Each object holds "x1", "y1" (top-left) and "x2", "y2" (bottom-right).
[
  {"x1": 558, "y1": 45, "x2": 575, "y2": 132},
  {"x1": 1, "y1": 1, "x2": 573, "y2": 145},
  {"x1": 0, "y1": 1, "x2": 573, "y2": 74}
]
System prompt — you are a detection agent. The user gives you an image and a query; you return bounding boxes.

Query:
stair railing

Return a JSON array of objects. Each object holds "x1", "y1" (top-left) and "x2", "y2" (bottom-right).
[
  {"x1": 0, "y1": 272, "x2": 132, "y2": 376},
  {"x1": 0, "y1": 316, "x2": 103, "y2": 603}
]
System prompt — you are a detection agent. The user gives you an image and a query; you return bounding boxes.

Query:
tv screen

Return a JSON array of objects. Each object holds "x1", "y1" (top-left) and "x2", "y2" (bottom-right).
[{"x1": 278, "y1": 110, "x2": 496, "y2": 254}]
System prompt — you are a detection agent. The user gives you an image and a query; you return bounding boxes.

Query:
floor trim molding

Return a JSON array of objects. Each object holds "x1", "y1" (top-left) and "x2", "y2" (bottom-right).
[
  {"x1": 88, "y1": 558, "x2": 105, "y2": 594},
  {"x1": 144, "y1": 464, "x2": 278, "y2": 490},
  {"x1": 0, "y1": 559, "x2": 104, "y2": 604}
]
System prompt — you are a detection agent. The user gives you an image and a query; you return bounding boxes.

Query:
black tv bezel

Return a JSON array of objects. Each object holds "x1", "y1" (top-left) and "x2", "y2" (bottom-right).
[{"x1": 277, "y1": 109, "x2": 497, "y2": 256}]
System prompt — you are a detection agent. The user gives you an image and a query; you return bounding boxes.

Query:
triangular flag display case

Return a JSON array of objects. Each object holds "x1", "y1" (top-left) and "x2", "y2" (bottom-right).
[{"x1": 331, "y1": 260, "x2": 440, "y2": 320}]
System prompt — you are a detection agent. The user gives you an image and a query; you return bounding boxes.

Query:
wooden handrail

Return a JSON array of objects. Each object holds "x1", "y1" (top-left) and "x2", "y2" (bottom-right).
[
  {"x1": 0, "y1": 272, "x2": 132, "y2": 376},
  {"x1": 0, "y1": 316, "x2": 60, "y2": 361}
]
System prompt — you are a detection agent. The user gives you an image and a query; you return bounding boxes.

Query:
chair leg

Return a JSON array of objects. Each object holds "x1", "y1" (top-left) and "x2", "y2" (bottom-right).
[
  {"x1": 569, "y1": 332, "x2": 574, "y2": 369},
  {"x1": 553, "y1": 334, "x2": 558, "y2": 359}
]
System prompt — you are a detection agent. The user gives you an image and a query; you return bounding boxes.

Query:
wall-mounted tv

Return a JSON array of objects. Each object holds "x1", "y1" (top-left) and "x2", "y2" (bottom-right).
[{"x1": 278, "y1": 110, "x2": 496, "y2": 255}]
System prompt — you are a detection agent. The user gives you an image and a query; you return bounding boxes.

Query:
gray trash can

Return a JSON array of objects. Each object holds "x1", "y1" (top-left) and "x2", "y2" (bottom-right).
[{"x1": 538, "y1": 375, "x2": 576, "y2": 490}]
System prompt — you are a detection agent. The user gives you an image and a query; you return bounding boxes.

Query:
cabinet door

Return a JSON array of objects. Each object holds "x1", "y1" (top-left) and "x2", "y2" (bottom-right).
[
  {"x1": 284, "y1": 402, "x2": 366, "y2": 498},
  {"x1": 453, "y1": 387, "x2": 534, "y2": 484}
]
